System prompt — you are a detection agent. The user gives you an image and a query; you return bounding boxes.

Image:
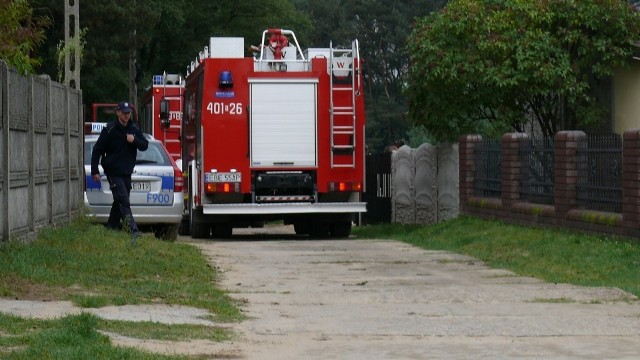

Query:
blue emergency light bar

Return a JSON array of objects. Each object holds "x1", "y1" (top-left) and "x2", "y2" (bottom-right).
[{"x1": 153, "y1": 75, "x2": 164, "y2": 85}]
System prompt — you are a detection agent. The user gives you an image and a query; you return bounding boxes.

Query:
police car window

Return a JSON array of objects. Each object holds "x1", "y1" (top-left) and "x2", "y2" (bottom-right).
[
  {"x1": 84, "y1": 140, "x2": 170, "y2": 166},
  {"x1": 84, "y1": 142, "x2": 95, "y2": 165},
  {"x1": 136, "y1": 143, "x2": 170, "y2": 165}
]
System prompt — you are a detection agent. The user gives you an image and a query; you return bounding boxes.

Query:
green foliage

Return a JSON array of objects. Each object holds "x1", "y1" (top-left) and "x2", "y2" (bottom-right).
[
  {"x1": 297, "y1": 0, "x2": 448, "y2": 152},
  {"x1": 137, "y1": 0, "x2": 314, "y2": 91},
  {"x1": 0, "y1": 0, "x2": 51, "y2": 74},
  {"x1": 353, "y1": 216, "x2": 640, "y2": 297},
  {"x1": 29, "y1": 0, "x2": 450, "y2": 148},
  {"x1": 406, "y1": 0, "x2": 640, "y2": 142},
  {"x1": 56, "y1": 28, "x2": 87, "y2": 83},
  {"x1": 406, "y1": 124, "x2": 435, "y2": 147},
  {"x1": 29, "y1": 0, "x2": 449, "y2": 152},
  {"x1": 366, "y1": 95, "x2": 409, "y2": 152}
]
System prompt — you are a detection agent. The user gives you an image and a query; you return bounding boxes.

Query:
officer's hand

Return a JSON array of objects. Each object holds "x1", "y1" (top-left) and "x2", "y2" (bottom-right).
[
  {"x1": 127, "y1": 134, "x2": 135, "y2": 143},
  {"x1": 92, "y1": 174, "x2": 100, "y2": 182}
]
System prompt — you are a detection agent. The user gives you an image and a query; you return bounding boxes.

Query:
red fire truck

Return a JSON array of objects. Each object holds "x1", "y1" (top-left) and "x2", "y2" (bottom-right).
[
  {"x1": 180, "y1": 28, "x2": 366, "y2": 238},
  {"x1": 139, "y1": 73, "x2": 185, "y2": 161}
]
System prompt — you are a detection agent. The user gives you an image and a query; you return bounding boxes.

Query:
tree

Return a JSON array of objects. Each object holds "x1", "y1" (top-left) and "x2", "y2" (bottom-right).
[
  {"x1": 0, "y1": 0, "x2": 51, "y2": 74},
  {"x1": 139, "y1": 0, "x2": 312, "y2": 87},
  {"x1": 296, "y1": 0, "x2": 447, "y2": 152},
  {"x1": 406, "y1": 0, "x2": 640, "y2": 142},
  {"x1": 32, "y1": 0, "x2": 312, "y2": 108}
]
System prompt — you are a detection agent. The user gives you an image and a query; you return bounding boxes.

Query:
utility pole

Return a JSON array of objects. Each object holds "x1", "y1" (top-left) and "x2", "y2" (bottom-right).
[
  {"x1": 129, "y1": 30, "x2": 137, "y2": 110},
  {"x1": 64, "y1": 0, "x2": 80, "y2": 89},
  {"x1": 129, "y1": 0, "x2": 138, "y2": 110}
]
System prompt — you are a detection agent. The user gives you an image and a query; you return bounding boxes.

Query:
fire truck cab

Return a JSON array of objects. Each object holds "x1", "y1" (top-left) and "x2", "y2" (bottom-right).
[{"x1": 183, "y1": 28, "x2": 366, "y2": 238}]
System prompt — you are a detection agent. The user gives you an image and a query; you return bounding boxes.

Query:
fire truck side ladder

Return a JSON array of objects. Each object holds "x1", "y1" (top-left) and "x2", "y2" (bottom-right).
[
  {"x1": 161, "y1": 72, "x2": 184, "y2": 160},
  {"x1": 329, "y1": 40, "x2": 360, "y2": 169}
]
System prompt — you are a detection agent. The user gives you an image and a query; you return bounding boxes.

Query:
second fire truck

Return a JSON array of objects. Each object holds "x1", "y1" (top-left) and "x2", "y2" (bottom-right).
[
  {"x1": 177, "y1": 28, "x2": 366, "y2": 238},
  {"x1": 139, "y1": 73, "x2": 185, "y2": 162}
]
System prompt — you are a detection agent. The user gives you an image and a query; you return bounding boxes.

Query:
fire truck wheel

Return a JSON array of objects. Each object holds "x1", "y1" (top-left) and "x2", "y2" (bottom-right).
[
  {"x1": 178, "y1": 218, "x2": 190, "y2": 236},
  {"x1": 191, "y1": 222, "x2": 210, "y2": 238},
  {"x1": 330, "y1": 222, "x2": 352, "y2": 238},
  {"x1": 212, "y1": 223, "x2": 232, "y2": 238},
  {"x1": 309, "y1": 222, "x2": 330, "y2": 238},
  {"x1": 190, "y1": 209, "x2": 210, "y2": 239},
  {"x1": 293, "y1": 222, "x2": 309, "y2": 235}
]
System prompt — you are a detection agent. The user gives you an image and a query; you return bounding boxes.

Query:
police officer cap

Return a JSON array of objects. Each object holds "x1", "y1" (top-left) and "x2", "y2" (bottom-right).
[{"x1": 117, "y1": 101, "x2": 132, "y2": 113}]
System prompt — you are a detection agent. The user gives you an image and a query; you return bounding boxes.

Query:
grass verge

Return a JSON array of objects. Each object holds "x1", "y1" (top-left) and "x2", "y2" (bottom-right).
[
  {"x1": 353, "y1": 216, "x2": 640, "y2": 297},
  {"x1": 0, "y1": 217, "x2": 243, "y2": 358},
  {"x1": 0, "y1": 217, "x2": 242, "y2": 321},
  {"x1": 0, "y1": 312, "x2": 206, "y2": 359}
]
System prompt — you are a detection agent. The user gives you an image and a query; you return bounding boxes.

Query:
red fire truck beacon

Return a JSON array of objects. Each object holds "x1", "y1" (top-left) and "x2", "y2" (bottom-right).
[
  {"x1": 139, "y1": 73, "x2": 185, "y2": 162},
  {"x1": 182, "y1": 28, "x2": 366, "y2": 238}
]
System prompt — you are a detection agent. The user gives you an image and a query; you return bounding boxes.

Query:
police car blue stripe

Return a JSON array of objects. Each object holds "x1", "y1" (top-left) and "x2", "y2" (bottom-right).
[
  {"x1": 86, "y1": 175, "x2": 101, "y2": 190},
  {"x1": 161, "y1": 175, "x2": 173, "y2": 191}
]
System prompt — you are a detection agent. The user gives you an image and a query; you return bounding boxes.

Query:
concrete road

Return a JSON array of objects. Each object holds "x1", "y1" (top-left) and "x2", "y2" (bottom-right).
[
  {"x1": 1, "y1": 225, "x2": 638, "y2": 359},
  {"x1": 192, "y1": 225, "x2": 640, "y2": 359}
]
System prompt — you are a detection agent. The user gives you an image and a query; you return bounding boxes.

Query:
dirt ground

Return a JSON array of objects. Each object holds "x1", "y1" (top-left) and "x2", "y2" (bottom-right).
[{"x1": 2, "y1": 224, "x2": 640, "y2": 359}]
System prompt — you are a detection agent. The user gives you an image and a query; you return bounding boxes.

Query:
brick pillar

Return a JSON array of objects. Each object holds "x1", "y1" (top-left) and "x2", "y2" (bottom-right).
[
  {"x1": 555, "y1": 131, "x2": 585, "y2": 219},
  {"x1": 501, "y1": 132, "x2": 528, "y2": 208},
  {"x1": 623, "y1": 129, "x2": 640, "y2": 228},
  {"x1": 459, "y1": 134, "x2": 482, "y2": 213}
]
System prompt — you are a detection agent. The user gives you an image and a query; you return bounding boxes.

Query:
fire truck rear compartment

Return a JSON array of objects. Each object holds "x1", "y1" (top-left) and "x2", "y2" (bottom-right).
[{"x1": 253, "y1": 171, "x2": 314, "y2": 201}]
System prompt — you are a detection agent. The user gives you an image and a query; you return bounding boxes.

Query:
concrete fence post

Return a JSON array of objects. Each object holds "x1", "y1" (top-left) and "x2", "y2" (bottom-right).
[
  {"x1": 437, "y1": 143, "x2": 459, "y2": 222},
  {"x1": 28, "y1": 76, "x2": 35, "y2": 234},
  {"x1": 45, "y1": 76, "x2": 53, "y2": 225}
]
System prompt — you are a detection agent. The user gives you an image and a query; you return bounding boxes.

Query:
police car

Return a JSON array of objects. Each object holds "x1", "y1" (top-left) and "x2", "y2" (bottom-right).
[{"x1": 83, "y1": 122, "x2": 184, "y2": 240}]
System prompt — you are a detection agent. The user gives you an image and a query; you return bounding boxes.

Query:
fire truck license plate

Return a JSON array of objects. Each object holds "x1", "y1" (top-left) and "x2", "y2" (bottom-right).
[
  {"x1": 206, "y1": 172, "x2": 241, "y2": 182},
  {"x1": 132, "y1": 182, "x2": 151, "y2": 192}
]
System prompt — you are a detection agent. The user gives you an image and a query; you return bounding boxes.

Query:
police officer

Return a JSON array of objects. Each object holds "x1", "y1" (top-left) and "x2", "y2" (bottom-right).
[{"x1": 91, "y1": 101, "x2": 148, "y2": 244}]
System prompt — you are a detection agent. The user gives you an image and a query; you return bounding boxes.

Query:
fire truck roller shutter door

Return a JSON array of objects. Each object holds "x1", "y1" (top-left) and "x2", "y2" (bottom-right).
[{"x1": 249, "y1": 79, "x2": 318, "y2": 168}]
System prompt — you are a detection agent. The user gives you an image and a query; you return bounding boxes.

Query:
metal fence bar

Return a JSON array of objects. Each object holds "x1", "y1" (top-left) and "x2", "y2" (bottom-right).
[
  {"x1": 519, "y1": 137, "x2": 555, "y2": 205},
  {"x1": 364, "y1": 152, "x2": 392, "y2": 224},
  {"x1": 576, "y1": 133, "x2": 622, "y2": 213},
  {"x1": 474, "y1": 139, "x2": 501, "y2": 198}
]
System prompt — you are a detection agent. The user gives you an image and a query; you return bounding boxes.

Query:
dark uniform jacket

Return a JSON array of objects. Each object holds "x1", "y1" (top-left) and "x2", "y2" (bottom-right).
[{"x1": 90, "y1": 120, "x2": 149, "y2": 176}]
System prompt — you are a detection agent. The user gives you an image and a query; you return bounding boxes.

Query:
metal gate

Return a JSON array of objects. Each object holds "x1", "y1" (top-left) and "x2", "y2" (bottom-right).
[{"x1": 363, "y1": 152, "x2": 392, "y2": 224}]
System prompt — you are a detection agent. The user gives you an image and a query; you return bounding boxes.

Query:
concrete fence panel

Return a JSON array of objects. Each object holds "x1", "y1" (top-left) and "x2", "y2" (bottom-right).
[
  {"x1": 414, "y1": 143, "x2": 438, "y2": 224},
  {"x1": 0, "y1": 61, "x2": 82, "y2": 242},
  {"x1": 392, "y1": 145, "x2": 415, "y2": 224},
  {"x1": 1, "y1": 62, "x2": 5, "y2": 238},
  {"x1": 390, "y1": 143, "x2": 460, "y2": 225},
  {"x1": 7, "y1": 64, "x2": 31, "y2": 237}
]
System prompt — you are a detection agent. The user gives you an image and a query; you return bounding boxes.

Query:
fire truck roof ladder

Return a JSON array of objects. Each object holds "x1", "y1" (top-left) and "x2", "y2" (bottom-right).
[{"x1": 329, "y1": 39, "x2": 360, "y2": 169}]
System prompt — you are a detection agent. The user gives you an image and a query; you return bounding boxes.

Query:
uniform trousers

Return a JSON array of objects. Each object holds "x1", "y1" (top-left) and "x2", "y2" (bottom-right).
[{"x1": 106, "y1": 174, "x2": 139, "y2": 234}]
